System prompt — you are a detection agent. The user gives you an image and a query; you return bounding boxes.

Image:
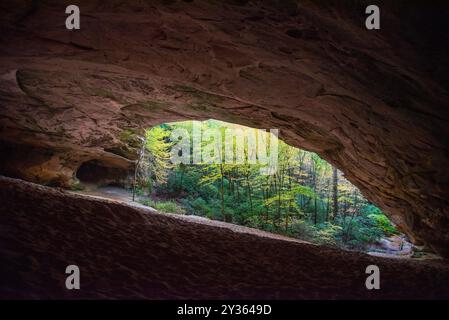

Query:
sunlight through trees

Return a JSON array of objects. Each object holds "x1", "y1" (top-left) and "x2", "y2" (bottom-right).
[{"x1": 135, "y1": 120, "x2": 398, "y2": 251}]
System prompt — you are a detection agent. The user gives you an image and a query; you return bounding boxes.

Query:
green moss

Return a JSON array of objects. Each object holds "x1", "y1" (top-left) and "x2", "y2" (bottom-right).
[
  {"x1": 82, "y1": 86, "x2": 128, "y2": 104},
  {"x1": 119, "y1": 128, "x2": 143, "y2": 149},
  {"x1": 70, "y1": 181, "x2": 85, "y2": 191},
  {"x1": 169, "y1": 85, "x2": 224, "y2": 104},
  {"x1": 186, "y1": 102, "x2": 210, "y2": 112},
  {"x1": 119, "y1": 129, "x2": 134, "y2": 143},
  {"x1": 104, "y1": 145, "x2": 137, "y2": 160}
]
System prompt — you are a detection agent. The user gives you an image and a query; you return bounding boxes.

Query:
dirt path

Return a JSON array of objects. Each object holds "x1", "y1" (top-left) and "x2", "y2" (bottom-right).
[
  {"x1": 71, "y1": 185, "x2": 310, "y2": 245},
  {"x1": 73, "y1": 186, "x2": 422, "y2": 258},
  {"x1": 70, "y1": 184, "x2": 135, "y2": 203},
  {"x1": 1, "y1": 176, "x2": 449, "y2": 299}
]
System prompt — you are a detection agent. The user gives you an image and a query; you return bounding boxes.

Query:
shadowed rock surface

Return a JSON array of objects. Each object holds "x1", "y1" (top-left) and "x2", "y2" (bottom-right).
[
  {"x1": 1, "y1": 176, "x2": 449, "y2": 299},
  {"x1": 0, "y1": 1, "x2": 448, "y2": 256}
]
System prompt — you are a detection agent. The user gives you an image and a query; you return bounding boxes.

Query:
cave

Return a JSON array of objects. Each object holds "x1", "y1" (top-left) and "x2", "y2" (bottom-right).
[
  {"x1": 0, "y1": 0, "x2": 449, "y2": 300},
  {"x1": 76, "y1": 160, "x2": 129, "y2": 187}
]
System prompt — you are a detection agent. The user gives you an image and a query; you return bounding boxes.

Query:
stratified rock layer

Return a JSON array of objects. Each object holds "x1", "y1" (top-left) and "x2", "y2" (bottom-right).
[
  {"x1": 1, "y1": 176, "x2": 449, "y2": 299},
  {"x1": 0, "y1": 1, "x2": 448, "y2": 255}
]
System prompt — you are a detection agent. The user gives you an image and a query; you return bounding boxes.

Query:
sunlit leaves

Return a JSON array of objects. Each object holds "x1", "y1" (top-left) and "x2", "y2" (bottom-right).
[{"x1": 141, "y1": 120, "x2": 397, "y2": 250}]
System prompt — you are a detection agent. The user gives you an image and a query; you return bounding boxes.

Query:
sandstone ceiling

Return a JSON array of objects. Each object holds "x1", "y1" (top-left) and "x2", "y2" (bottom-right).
[{"x1": 0, "y1": 0, "x2": 448, "y2": 256}]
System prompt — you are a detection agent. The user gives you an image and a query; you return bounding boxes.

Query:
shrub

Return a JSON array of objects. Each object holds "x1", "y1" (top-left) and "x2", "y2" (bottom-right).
[
  {"x1": 139, "y1": 199, "x2": 186, "y2": 214},
  {"x1": 314, "y1": 223, "x2": 343, "y2": 246},
  {"x1": 368, "y1": 213, "x2": 398, "y2": 235},
  {"x1": 288, "y1": 220, "x2": 318, "y2": 241}
]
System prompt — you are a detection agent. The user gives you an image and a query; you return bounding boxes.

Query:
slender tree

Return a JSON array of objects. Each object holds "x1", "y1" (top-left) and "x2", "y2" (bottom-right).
[{"x1": 332, "y1": 166, "x2": 339, "y2": 221}]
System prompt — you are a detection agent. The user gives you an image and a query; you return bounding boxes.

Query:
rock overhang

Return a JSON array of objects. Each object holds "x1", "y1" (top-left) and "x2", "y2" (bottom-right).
[{"x1": 0, "y1": 0, "x2": 448, "y2": 256}]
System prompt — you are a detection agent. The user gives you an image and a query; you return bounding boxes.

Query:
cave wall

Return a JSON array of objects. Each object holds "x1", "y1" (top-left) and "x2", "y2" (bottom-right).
[{"x1": 0, "y1": 0, "x2": 448, "y2": 255}]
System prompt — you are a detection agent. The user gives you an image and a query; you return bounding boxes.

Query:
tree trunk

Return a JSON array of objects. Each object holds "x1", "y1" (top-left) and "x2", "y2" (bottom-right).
[
  {"x1": 132, "y1": 142, "x2": 145, "y2": 201},
  {"x1": 332, "y1": 167, "x2": 338, "y2": 221},
  {"x1": 236, "y1": 180, "x2": 240, "y2": 202},
  {"x1": 220, "y1": 164, "x2": 225, "y2": 221},
  {"x1": 312, "y1": 161, "x2": 317, "y2": 225},
  {"x1": 132, "y1": 161, "x2": 138, "y2": 202},
  {"x1": 246, "y1": 172, "x2": 253, "y2": 214},
  {"x1": 274, "y1": 175, "x2": 281, "y2": 228}
]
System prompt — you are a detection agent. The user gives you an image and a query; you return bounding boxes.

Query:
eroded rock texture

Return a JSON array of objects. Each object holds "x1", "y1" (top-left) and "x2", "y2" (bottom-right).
[
  {"x1": 1, "y1": 176, "x2": 449, "y2": 299},
  {"x1": 0, "y1": 1, "x2": 448, "y2": 255}
]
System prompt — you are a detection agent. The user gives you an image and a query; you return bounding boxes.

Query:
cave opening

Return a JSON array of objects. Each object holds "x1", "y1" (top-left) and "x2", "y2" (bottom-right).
[
  {"x1": 76, "y1": 159, "x2": 129, "y2": 188},
  {"x1": 1, "y1": 0, "x2": 449, "y2": 300},
  {"x1": 124, "y1": 119, "x2": 411, "y2": 257}
]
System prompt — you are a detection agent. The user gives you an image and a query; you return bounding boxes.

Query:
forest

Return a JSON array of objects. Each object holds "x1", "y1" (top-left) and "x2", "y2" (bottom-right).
[{"x1": 133, "y1": 120, "x2": 398, "y2": 251}]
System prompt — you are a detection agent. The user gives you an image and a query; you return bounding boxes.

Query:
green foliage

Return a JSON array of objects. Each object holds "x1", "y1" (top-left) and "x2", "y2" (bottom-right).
[
  {"x1": 144, "y1": 126, "x2": 174, "y2": 185},
  {"x1": 139, "y1": 199, "x2": 186, "y2": 215},
  {"x1": 336, "y1": 215, "x2": 383, "y2": 248},
  {"x1": 70, "y1": 181, "x2": 85, "y2": 191},
  {"x1": 367, "y1": 213, "x2": 398, "y2": 235},
  {"x1": 136, "y1": 120, "x2": 399, "y2": 252},
  {"x1": 314, "y1": 223, "x2": 343, "y2": 246},
  {"x1": 288, "y1": 220, "x2": 319, "y2": 241},
  {"x1": 291, "y1": 185, "x2": 316, "y2": 198}
]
